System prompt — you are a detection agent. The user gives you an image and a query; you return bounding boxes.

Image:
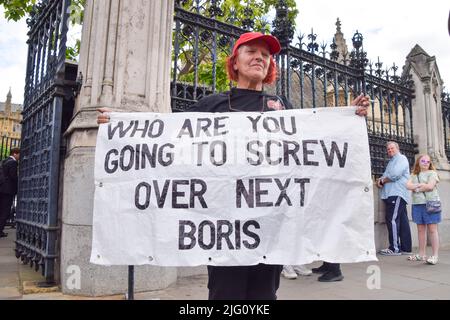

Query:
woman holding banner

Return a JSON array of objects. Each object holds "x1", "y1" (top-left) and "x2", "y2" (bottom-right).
[{"x1": 97, "y1": 31, "x2": 370, "y2": 300}]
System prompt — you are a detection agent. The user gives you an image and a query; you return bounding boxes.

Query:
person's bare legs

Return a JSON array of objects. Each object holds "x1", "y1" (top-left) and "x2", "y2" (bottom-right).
[
  {"x1": 428, "y1": 224, "x2": 439, "y2": 257},
  {"x1": 417, "y1": 224, "x2": 427, "y2": 257}
]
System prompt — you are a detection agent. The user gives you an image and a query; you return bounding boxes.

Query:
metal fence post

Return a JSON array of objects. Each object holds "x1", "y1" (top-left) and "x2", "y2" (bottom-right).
[{"x1": 127, "y1": 265, "x2": 135, "y2": 300}]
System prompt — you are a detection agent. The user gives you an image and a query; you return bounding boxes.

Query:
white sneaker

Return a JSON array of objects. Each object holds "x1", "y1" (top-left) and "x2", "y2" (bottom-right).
[
  {"x1": 293, "y1": 265, "x2": 312, "y2": 276},
  {"x1": 426, "y1": 256, "x2": 438, "y2": 265},
  {"x1": 281, "y1": 265, "x2": 298, "y2": 279}
]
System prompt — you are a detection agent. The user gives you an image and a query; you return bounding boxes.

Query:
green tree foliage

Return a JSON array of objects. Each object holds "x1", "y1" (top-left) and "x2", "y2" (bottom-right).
[
  {"x1": 0, "y1": 0, "x2": 36, "y2": 21},
  {"x1": 1, "y1": 0, "x2": 297, "y2": 90},
  {"x1": 0, "y1": 0, "x2": 85, "y2": 22},
  {"x1": 1, "y1": 0, "x2": 85, "y2": 60}
]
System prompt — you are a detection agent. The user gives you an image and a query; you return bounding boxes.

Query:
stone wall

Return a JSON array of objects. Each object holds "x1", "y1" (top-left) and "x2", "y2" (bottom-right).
[{"x1": 60, "y1": 0, "x2": 178, "y2": 296}]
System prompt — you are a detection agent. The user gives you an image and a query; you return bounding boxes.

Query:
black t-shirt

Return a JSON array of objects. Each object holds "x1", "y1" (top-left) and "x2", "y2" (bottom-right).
[{"x1": 188, "y1": 87, "x2": 293, "y2": 113}]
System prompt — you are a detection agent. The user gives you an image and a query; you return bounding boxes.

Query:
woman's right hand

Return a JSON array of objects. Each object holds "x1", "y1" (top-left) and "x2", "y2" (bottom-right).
[{"x1": 97, "y1": 107, "x2": 112, "y2": 124}]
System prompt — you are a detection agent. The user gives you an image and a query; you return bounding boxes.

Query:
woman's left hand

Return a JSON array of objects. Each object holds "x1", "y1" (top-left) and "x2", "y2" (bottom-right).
[{"x1": 352, "y1": 94, "x2": 370, "y2": 117}]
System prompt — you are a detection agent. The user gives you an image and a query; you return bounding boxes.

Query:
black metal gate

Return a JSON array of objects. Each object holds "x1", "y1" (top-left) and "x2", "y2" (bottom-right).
[
  {"x1": 0, "y1": 137, "x2": 21, "y2": 160},
  {"x1": 15, "y1": 0, "x2": 76, "y2": 284}
]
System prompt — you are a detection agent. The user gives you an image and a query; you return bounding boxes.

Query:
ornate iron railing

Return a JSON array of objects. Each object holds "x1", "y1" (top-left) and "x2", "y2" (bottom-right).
[
  {"x1": 0, "y1": 137, "x2": 21, "y2": 160},
  {"x1": 442, "y1": 93, "x2": 450, "y2": 162},
  {"x1": 171, "y1": 0, "x2": 417, "y2": 176},
  {"x1": 16, "y1": 0, "x2": 76, "y2": 284}
]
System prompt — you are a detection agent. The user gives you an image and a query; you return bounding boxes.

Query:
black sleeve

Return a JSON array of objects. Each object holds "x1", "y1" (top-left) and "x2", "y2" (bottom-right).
[
  {"x1": 6, "y1": 160, "x2": 18, "y2": 183},
  {"x1": 185, "y1": 100, "x2": 201, "y2": 112},
  {"x1": 184, "y1": 93, "x2": 224, "y2": 113},
  {"x1": 185, "y1": 99, "x2": 205, "y2": 113}
]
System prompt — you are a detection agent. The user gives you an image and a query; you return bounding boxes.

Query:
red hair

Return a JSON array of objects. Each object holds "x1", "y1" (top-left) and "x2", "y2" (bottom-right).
[{"x1": 226, "y1": 53, "x2": 278, "y2": 85}]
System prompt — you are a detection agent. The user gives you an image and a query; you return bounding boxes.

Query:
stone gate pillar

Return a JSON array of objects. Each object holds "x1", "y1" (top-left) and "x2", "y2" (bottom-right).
[
  {"x1": 405, "y1": 44, "x2": 450, "y2": 169},
  {"x1": 61, "y1": 0, "x2": 176, "y2": 296}
]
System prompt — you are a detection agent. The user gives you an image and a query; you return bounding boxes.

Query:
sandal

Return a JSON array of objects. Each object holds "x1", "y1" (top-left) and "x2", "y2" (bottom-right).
[{"x1": 407, "y1": 254, "x2": 426, "y2": 261}]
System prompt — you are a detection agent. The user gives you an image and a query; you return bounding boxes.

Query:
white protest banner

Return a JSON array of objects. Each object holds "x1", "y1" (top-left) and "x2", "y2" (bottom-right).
[{"x1": 91, "y1": 107, "x2": 377, "y2": 266}]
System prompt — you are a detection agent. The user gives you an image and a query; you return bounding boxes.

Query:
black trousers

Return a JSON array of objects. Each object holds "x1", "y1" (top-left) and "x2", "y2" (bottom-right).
[
  {"x1": 207, "y1": 264, "x2": 283, "y2": 300},
  {"x1": 0, "y1": 193, "x2": 14, "y2": 233},
  {"x1": 7, "y1": 202, "x2": 15, "y2": 223},
  {"x1": 384, "y1": 196, "x2": 412, "y2": 253}
]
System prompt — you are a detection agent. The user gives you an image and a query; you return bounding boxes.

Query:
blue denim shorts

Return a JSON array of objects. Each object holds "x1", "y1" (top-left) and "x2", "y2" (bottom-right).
[{"x1": 412, "y1": 204, "x2": 441, "y2": 225}]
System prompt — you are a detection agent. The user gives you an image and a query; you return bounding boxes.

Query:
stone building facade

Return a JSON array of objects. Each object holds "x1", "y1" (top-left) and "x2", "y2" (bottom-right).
[{"x1": 0, "y1": 89, "x2": 22, "y2": 139}]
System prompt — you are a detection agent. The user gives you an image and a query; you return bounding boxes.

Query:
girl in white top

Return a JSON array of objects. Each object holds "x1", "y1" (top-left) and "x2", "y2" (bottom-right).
[{"x1": 405, "y1": 154, "x2": 441, "y2": 265}]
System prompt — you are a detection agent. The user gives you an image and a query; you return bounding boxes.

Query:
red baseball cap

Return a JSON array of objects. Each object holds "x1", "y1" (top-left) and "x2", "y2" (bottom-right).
[{"x1": 232, "y1": 32, "x2": 281, "y2": 56}]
